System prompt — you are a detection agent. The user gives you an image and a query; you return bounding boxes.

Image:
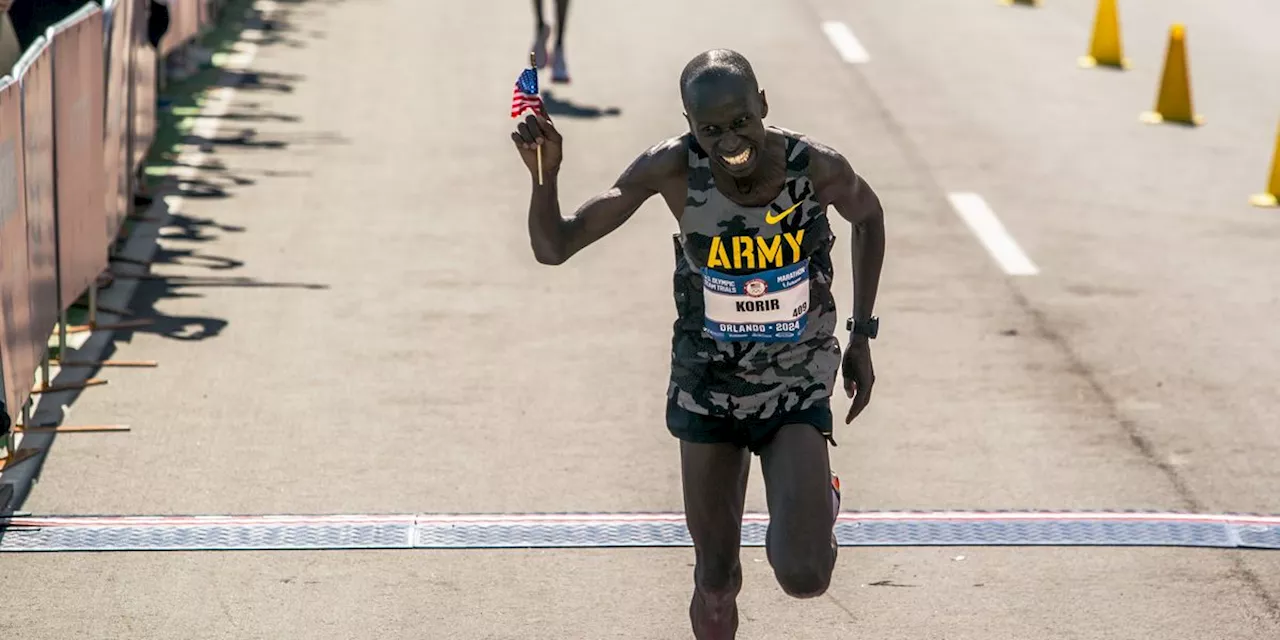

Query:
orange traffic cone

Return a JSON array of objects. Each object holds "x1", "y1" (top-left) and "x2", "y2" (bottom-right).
[
  {"x1": 1250, "y1": 120, "x2": 1280, "y2": 208},
  {"x1": 1079, "y1": 0, "x2": 1130, "y2": 69},
  {"x1": 1140, "y1": 24, "x2": 1204, "y2": 126}
]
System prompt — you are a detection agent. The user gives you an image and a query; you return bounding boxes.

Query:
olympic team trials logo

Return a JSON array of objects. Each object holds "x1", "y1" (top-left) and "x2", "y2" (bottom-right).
[{"x1": 744, "y1": 278, "x2": 768, "y2": 298}]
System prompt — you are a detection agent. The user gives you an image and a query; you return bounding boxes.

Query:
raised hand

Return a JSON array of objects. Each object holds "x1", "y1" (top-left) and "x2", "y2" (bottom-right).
[{"x1": 511, "y1": 112, "x2": 563, "y2": 180}]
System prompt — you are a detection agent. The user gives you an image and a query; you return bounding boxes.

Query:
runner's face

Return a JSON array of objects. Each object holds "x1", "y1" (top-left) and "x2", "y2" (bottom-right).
[{"x1": 685, "y1": 85, "x2": 769, "y2": 179}]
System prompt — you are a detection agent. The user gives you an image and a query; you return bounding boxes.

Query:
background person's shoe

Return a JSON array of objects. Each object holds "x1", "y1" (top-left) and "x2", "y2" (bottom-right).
[{"x1": 551, "y1": 47, "x2": 570, "y2": 83}]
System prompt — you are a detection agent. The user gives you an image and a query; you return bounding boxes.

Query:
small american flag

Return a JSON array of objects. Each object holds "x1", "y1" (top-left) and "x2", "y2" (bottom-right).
[{"x1": 510, "y1": 66, "x2": 544, "y2": 119}]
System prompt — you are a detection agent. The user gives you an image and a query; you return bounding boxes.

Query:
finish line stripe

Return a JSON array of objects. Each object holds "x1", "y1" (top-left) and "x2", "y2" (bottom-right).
[
  {"x1": 2, "y1": 511, "x2": 1278, "y2": 552},
  {"x1": 6, "y1": 511, "x2": 1280, "y2": 528}
]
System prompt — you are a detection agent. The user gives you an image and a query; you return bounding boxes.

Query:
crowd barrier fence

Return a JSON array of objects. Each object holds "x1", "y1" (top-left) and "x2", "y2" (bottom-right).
[{"x1": 1, "y1": 0, "x2": 230, "y2": 468}]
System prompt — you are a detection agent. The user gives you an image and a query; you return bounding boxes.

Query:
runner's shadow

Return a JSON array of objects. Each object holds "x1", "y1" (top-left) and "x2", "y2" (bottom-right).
[{"x1": 542, "y1": 90, "x2": 622, "y2": 119}]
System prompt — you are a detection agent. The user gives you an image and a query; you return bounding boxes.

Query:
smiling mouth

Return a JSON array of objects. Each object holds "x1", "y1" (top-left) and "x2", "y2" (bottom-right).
[{"x1": 721, "y1": 148, "x2": 752, "y2": 167}]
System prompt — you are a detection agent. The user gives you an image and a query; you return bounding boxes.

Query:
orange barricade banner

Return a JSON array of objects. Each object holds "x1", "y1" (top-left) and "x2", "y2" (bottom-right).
[
  {"x1": 49, "y1": 5, "x2": 109, "y2": 310},
  {"x1": 0, "y1": 76, "x2": 35, "y2": 416},
  {"x1": 103, "y1": 0, "x2": 135, "y2": 239},
  {"x1": 130, "y1": 0, "x2": 156, "y2": 174},
  {"x1": 15, "y1": 38, "x2": 59, "y2": 376}
]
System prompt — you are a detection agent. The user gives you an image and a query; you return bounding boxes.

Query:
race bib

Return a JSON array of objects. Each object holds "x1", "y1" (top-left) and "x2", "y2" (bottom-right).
[{"x1": 701, "y1": 259, "x2": 810, "y2": 343}]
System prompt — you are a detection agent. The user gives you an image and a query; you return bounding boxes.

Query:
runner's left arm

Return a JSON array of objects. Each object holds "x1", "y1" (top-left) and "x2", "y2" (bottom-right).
[
  {"x1": 813, "y1": 145, "x2": 885, "y2": 422},
  {"x1": 816, "y1": 148, "x2": 885, "y2": 331}
]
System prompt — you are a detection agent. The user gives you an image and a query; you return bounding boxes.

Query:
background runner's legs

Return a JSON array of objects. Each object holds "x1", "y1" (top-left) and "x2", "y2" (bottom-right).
[
  {"x1": 553, "y1": 0, "x2": 569, "y2": 49},
  {"x1": 531, "y1": 0, "x2": 549, "y2": 68},
  {"x1": 550, "y1": 0, "x2": 571, "y2": 82}
]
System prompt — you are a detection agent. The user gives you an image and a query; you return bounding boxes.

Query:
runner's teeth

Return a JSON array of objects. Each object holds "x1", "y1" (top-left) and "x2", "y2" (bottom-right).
[{"x1": 723, "y1": 149, "x2": 751, "y2": 166}]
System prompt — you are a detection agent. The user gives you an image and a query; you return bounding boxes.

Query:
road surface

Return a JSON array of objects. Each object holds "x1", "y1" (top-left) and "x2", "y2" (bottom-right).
[{"x1": 2, "y1": 0, "x2": 1278, "y2": 637}]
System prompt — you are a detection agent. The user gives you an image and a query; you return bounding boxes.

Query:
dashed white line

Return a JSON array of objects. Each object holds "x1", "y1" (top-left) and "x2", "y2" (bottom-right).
[
  {"x1": 821, "y1": 21, "x2": 871, "y2": 64},
  {"x1": 947, "y1": 192, "x2": 1039, "y2": 276}
]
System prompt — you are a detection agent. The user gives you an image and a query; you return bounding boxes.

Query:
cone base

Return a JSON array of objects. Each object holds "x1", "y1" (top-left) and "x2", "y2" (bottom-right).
[
  {"x1": 1249, "y1": 193, "x2": 1279, "y2": 208},
  {"x1": 1140, "y1": 111, "x2": 1205, "y2": 127},
  {"x1": 1079, "y1": 55, "x2": 1130, "y2": 70}
]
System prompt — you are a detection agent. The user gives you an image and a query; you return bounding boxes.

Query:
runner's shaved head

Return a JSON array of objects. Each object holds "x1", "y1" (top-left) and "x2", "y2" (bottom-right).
[
  {"x1": 679, "y1": 49, "x2": 770, "y2": 178},
  {"x1": 680, "y1": 49, "x2": 760, "y2": 111}
]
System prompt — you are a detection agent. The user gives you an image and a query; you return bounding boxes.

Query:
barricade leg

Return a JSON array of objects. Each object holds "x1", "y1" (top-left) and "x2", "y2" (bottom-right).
[
  {"x1": 30, "y1": 353, "x2": 107, "y2": 395},
  {"x1": 0, "y1": 400, "x2": 44, "y2": 472},
  {"x1": 63, "y1": 278, "x2": 155, "y2": 335},
  {"x1": 55, "y1": 301, "x2": 157, "y2": 368}
]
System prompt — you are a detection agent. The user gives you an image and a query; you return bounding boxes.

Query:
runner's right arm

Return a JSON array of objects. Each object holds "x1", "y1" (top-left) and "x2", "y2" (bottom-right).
[{"x1": 513, "y1": 114, "x2": 680, "y2": 265}]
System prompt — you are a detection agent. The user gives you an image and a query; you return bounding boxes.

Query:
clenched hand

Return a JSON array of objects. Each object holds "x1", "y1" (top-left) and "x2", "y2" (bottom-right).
[
  {"x1": 511, "y1": 112, "x2": 564, "y2": 180},
  {"x1": 842, "y1": 337, "x2": 875, "y2": 424}
]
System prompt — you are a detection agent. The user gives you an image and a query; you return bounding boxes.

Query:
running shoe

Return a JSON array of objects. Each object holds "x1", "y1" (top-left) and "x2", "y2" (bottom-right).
[
  {"x1": 831, "y1": 471, "x2": 841, "y2": 550},
  {"x1": 551, "y1": 46, "x2": 570, "y2": 84}
]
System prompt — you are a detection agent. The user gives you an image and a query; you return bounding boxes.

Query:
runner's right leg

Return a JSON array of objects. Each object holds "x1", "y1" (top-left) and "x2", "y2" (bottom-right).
[{"x1": 681, "y1": 440, "x2": 750, "y2": 640}]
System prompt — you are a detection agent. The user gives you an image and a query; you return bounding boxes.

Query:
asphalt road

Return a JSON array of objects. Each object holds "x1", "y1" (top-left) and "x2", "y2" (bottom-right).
[{"x1": 1, "y1": 0, "x2": 1278, "y2": 638}]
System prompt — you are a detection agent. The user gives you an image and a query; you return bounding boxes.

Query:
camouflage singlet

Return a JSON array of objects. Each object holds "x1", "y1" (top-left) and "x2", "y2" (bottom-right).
[{"x1": 668, "y1": 131, "x2": 842, "y2": 421}]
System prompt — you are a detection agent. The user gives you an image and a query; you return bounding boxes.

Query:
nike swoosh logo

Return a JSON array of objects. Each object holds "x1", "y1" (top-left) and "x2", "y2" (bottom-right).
[{"x1": 764, "y1": 201, "x2": 803, "y2": 225}]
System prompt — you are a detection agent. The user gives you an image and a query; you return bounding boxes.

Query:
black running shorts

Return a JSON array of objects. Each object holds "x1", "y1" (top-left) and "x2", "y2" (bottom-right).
[{"x1": 666, "y1": 395, "x2": 836, "y2": 454}]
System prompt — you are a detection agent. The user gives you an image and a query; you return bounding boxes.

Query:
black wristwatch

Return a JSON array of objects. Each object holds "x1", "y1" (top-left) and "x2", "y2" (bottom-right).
[{"x1": 847, "y1": 316, "x2": 879, "y2": 339}]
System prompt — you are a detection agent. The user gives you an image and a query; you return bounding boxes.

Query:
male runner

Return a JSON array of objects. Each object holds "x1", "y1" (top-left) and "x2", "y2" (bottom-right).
[{"x1": 511, "y1": 49, "x2": 885, "y2": 639}]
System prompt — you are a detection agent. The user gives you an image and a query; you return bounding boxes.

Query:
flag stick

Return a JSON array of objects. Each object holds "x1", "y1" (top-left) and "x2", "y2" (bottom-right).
[{"x1": 531, "y1": 51, "x2": 544, "y2": 186}]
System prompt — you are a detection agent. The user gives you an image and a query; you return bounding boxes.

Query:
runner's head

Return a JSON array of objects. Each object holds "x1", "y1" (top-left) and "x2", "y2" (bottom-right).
[{"x1": 680, "y1": 50, "x2": 769, "y2": 178}]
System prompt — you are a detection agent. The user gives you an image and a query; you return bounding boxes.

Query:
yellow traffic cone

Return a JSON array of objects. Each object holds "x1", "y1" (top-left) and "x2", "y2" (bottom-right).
[
  {"x1": 1250, "y1": 120, "x2": 1280, "y2": 208},
  {"x1": 1140, "y1": 24, "x2": 1204, "y2": 126},
  {"x1": 1079, "y1": 0, "x2": 1130, "y2": 69}
]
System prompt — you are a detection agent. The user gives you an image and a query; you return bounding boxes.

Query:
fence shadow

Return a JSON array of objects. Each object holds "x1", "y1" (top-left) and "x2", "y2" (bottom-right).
[{"x1": 0, "y1": 0, "x2": 340, "y2": 517}]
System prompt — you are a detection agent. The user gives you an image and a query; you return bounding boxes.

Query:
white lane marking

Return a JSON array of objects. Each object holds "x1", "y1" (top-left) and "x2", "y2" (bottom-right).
[
  {"x1": 821, "y1": 21, "x2": 871, "y2": 64},
  {"x1": 947, "y1": 192, "x2": 1039, "y2": 276}
]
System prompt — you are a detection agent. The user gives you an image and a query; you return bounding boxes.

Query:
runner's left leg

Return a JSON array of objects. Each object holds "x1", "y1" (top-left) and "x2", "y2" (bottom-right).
[
  {"x1": 531, "y1": 0, "x2": 549, "y2": 68},
  {"x1": 758, "y1": 423, "x2": 837, "y2": 598}
]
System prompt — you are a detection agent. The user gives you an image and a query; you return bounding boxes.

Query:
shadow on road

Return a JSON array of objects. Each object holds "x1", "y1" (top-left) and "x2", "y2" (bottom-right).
[
  {"x1": 0, "y1": 0, "x2": 341, "y2": 519},
  {"x1": 542, "y1": 89, "x2": 622, "y2": 119}
]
